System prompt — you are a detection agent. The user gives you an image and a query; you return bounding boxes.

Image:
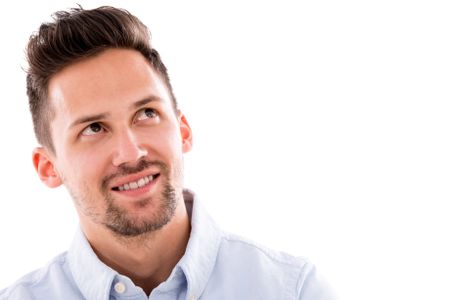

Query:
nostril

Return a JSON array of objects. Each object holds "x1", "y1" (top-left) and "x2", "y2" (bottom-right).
[{"x1": 112, "y1": 142, "x2": 148, "y2": 167}]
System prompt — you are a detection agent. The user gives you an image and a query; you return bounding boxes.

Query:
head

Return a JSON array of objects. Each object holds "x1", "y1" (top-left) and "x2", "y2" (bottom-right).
[
  {"x1": 27, "y1": 6, "x2": 177, "y2": 153},
  {"x1": 27, "y1": 7, "x2": 192, "y2": 237}
]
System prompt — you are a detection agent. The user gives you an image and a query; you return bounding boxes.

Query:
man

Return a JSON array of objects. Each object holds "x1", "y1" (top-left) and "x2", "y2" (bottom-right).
[{"x1": 1, "y1": 6, "x2": 336, "y2": 300}]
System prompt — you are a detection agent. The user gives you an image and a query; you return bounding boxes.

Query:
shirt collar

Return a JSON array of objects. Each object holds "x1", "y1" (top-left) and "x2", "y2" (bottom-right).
[
  {"x1": 177, "y1": 189, "x2": 222, "y2": 299},
  {"x1": 67, "y1": 189, "x2": 222, "y2": 299},
  {"x1": 67, "y1": 227, "x2": 118, "y2": 300}
]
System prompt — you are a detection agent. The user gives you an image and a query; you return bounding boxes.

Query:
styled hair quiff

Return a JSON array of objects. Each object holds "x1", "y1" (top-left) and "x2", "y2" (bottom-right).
[{"x1": 26, "y1": 6, "x2": 176, "y2": 152}]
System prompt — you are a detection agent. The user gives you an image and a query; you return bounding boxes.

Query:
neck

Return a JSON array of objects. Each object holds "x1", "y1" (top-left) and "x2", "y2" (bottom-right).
[{"x1": 81, "y1": 200, "x2": 191, "y2": 295}]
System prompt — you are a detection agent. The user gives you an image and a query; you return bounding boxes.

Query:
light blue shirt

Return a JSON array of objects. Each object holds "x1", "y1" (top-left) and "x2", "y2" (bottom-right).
[{"x1": 1, "y1": 190, "x2": 337, "y2": 300}]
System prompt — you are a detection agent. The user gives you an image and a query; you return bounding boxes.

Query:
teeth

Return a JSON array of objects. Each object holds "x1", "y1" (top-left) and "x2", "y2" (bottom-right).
[
  {"x1": 137, "y1": 178, "x2": 146, "y2": 187},
  {"x1": 116, "y1": 175, "x2": 155, "y2": 191}
]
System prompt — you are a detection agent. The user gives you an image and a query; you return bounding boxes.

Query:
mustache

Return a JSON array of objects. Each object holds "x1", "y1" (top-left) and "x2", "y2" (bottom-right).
[{"x1": 101, "y1": 159, "x2": 167, "y2": 191}]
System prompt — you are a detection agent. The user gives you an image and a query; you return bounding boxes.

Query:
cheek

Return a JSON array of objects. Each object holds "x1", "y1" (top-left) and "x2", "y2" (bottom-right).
[
  {"x1": 150, "y1": 125, "x2": 184, "y2": 159},
  {"x1": 62, "y1": 148, "x2": 109, "y2": 188}
]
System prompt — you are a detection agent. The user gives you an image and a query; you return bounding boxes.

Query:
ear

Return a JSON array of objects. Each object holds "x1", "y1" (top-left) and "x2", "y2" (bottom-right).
[
  {"x1": 32, "y1": 147, "x2": 63, "y2": 188},
  {"x1": 178, "y1": 112, "x2": 193, "y2": 153}
]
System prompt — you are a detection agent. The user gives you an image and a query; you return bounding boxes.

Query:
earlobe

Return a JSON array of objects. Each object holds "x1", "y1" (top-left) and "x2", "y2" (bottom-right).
[
  {"x1": 178, "y1": 113, "x2": 193, "y2": 153},
  {"x1": 32, "y1": 147, "x2": 63, "y2": 188}
]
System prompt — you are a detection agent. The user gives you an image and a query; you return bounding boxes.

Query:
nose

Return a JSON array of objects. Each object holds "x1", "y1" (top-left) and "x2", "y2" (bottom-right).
[{"x1": 112, "y1": 130, "x2": 148, "y2": 167}]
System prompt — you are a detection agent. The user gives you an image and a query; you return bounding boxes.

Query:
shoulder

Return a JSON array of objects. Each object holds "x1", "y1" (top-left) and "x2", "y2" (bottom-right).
[
  {"x1": 220, "y1": 232, "x2": 308, "y2": 270},
  {"x1": 210, "y1": 232, "x2": 337, "y2": 300},
  {"x1": 0, "y1": 252, "x2": 79, "y2": 300}
]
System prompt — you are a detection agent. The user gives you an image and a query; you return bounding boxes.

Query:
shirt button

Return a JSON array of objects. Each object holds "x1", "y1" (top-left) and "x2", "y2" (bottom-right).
[{"x1": 114, "y1": 282, "x2": 126, "y2": 294}]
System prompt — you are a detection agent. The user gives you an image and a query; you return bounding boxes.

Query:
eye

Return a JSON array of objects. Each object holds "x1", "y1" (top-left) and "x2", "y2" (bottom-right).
[
  {"x1": 81, "y1": 122, "x2": 104, "y2": 136},
  {"x1": 135, "y1": 108, "x2": 158, "y2": 122}
]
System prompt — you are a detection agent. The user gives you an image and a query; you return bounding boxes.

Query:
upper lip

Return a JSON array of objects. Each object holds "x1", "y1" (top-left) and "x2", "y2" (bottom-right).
[{"x1": 109, "y1": 170, "x2": 160, "y2": 189}]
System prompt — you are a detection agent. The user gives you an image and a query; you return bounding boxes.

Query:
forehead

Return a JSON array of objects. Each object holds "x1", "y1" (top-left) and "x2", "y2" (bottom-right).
[{"x1": 47, "y1": 48, "x2": 172, "y2": 117}]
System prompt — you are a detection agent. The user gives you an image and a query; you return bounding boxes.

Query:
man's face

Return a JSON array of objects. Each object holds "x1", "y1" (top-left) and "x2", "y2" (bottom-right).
[{"x1": 39, "y1": 49, "x2": 192, "y2": 236}]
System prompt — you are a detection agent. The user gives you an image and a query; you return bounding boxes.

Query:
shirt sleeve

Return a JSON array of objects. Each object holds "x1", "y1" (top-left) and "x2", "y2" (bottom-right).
[
  {"x1": 296, "y1": 261, "x2": 339, "y2": 300},
  {"x1": 0, "y1": 285, "x2": 38, "y2": 300}
]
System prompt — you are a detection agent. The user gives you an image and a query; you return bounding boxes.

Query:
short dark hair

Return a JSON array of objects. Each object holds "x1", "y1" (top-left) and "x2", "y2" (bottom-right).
[{"x1": 26, "y1": 6, "x2": 176, "y2": 152}]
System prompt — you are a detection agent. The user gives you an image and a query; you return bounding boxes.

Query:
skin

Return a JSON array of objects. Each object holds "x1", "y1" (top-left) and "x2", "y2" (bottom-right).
[{"x1": 32, "y1": 48, "x2": 193, "y2": 295}]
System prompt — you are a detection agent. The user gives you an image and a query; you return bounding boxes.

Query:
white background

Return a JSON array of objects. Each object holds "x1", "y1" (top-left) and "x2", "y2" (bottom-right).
[{"x1": 1, "y1": 1, "x2": 449, "y2": 299}]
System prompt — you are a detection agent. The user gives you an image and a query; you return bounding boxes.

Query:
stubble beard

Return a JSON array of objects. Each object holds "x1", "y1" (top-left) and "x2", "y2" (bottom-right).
[
  {"x1": 69, "y1": 159, "x2": 182, "y2": 238},
  {"x1": 104, "y1": 178, "x2": 177, "y2": 237}
]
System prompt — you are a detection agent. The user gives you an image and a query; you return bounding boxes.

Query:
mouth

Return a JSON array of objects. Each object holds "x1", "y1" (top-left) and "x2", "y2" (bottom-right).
[{"x1": 111, "y1": 173, "x2": 160, "y2": 192}]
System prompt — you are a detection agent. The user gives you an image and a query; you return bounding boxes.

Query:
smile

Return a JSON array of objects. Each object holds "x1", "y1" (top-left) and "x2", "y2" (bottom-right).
[{"x1": 112, "y1": 174, "x2": 159, "y2": 191}]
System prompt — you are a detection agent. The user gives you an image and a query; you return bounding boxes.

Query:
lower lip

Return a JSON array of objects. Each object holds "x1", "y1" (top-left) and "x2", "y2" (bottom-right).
[{"x1": 112, "y1": 175, "x2": 159, "y2": 198}]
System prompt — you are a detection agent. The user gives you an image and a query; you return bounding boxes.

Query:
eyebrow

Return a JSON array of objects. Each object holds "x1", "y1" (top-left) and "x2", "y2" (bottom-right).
[
  {"x1": 69, "y1": 112, "x2": 111, "y2": 129},
  {"x1": 69, "y1": 96, "x2": 163, "y2": 129},
  {"x1": 132, "y1": 96, "x2": 162, "y2": 109}
]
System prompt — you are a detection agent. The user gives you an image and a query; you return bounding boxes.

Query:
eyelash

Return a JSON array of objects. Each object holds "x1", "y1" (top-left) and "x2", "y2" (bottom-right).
[
  {"x1": 81, "y1": 123, "x2": 104, "y2": 136},
  {"x1": 136, "y1": 108, "x2": 158, "y2": 121},
  {"x1": 80, "y1": 108, "x2": 159, "y2": 137}
]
